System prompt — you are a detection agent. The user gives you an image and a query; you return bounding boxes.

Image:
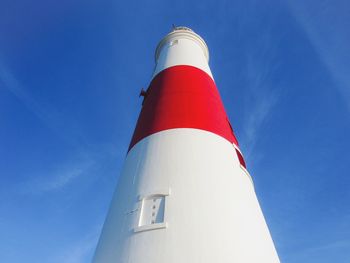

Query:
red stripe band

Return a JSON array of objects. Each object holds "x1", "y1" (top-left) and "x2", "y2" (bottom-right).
[{"x1": 129, "y1": 65, "x2": 239, "y2": 151}]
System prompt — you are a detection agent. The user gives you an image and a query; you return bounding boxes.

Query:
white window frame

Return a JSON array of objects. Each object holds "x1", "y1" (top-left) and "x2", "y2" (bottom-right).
[{"x1": 134, "y1": 189, "x2": 170, "y2": 233}]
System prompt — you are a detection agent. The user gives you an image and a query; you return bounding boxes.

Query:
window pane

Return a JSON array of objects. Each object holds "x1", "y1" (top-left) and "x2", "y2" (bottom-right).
[
  {"x1": 235, "y1": 149, "x2": 246, "y2": 168},
  {"x1": 139, "y1": 195, "x2": 165, "y2": 226}
]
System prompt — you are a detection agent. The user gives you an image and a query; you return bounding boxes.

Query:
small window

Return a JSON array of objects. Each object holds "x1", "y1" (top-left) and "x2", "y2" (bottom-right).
[
  {"x1": 227, "y1": 118, "x2": 234, "y2": 133},
  {"x1": 139, "y1": 195, "x2": 165, "y2": 226},
  {"x1": 134, "y1": 191, "x2": 169, "y2": 233},
  {"x1": 169, "y1": 40, "x2": 178, "y2": 46},
  {"x1": 235, "y1": 148, "x2": 246, "y2": 168}
]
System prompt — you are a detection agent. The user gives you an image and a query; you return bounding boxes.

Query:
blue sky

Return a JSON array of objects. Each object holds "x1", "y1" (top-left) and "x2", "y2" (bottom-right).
[{"x1": 1, "y1": 0, "x2": 349, "y2": 262}]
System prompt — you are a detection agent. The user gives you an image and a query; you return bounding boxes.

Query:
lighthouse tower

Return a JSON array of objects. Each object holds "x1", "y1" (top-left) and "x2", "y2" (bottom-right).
[{"x1": 92, "y1": 27, "x2": 280, "y2": 263}]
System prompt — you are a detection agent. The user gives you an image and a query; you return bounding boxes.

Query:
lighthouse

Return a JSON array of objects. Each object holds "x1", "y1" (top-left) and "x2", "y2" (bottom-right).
[{"x1": 92, "y1": 27, "x2": 280, "y2": 263}]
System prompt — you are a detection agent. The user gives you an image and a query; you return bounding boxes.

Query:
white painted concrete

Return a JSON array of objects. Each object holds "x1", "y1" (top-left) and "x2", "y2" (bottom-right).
[
  {"x1": 92, "y1": 129, "x2": 280, "y2": 263},
  {"x1": 153, "y1": 29, "x2": 213, "y2": 79}
]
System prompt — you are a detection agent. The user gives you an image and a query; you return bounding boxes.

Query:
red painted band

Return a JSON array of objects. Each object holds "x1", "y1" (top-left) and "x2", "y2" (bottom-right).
[{"x1": 129, "y1": 65, "x2": 239, "y2": 151}]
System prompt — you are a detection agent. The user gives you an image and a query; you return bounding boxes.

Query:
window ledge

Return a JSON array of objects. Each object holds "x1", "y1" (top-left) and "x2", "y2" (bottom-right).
[{"x1": 134, "y1": 222, "x2": 168, "y2": 233}]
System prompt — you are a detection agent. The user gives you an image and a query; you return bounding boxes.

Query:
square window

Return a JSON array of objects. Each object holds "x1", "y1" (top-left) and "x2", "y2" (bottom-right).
[
  {"x1": 134, "y1": 190, "x2": 170, "y2": 233},
  {"x1": 169, "y1": 40, "x2": 179, "y2": 46},
  {"x1": 139, "y1": 195, "x2": 165, "y2": 226}
]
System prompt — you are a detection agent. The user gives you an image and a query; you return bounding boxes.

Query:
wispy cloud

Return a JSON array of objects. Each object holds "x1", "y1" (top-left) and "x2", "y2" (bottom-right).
[
  {"x1": 0, "y1": 63, "x2": 59, "y2": 131},
  {"x1": 59, "y1": 236, "x2": 97, "y2": 263},
  {"x1": 55, "y1": 225, "x2": 101, "y2": 263},
  {"x1": 0, "y1": 62, "x2": 117, "y2": 195},
  {"x1": 18, "y1": 158, "x2": 95, "y2": 194},
  {"x1": 286, "y1": 238, "x2": 350, "y2": 263},
  {"x1": 287, "y1": 0, "x2": 350, "y2": 110},
  {"x1": 307, "y1": 239, "x2": 350, "y2": 253},
  {"x1": 243, "y1": 91, "x2": 279, "y2": 159},
  {"x1": 0, "y1": 62, "x2": 88, "y2": 148},
  {"x1": 240, "y1": 30, "x2": 281, "y2": 163},
  {"x1": 14, "y1": 142, "x2": 122, "y2": 195}
]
